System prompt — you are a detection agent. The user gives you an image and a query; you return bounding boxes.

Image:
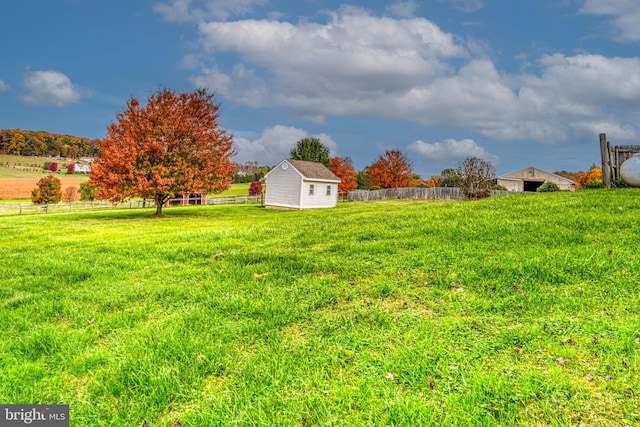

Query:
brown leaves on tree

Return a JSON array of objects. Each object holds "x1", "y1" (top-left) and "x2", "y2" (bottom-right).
[
  {"x1": 90, "y1": 88, "x2": 235, "y2": 215},
  {"x1": 329, "y1": 156, "x2": 357, "y2": 192},
  {"x1": 369, "y1": 149, "x2": 414, "y2": 189}
]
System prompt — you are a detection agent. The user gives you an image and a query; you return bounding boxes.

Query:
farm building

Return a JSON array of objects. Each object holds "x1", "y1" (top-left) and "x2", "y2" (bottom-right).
[
  {"x1": 497, "y1": 167, "x2": 576, "y2": 192},
  {"x1": 264, "y1": 159, "x2": 341, "y2": 209}
]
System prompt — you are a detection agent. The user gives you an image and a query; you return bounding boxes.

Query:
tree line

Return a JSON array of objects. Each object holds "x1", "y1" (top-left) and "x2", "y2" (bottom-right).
[{"x1": 0, "y1": 129, "x2": 98, "y2": 158}]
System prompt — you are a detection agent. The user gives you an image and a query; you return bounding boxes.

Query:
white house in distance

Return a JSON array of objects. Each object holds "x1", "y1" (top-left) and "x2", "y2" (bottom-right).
[
  {"x1": 264, "y1": 159, "x2": 341, "y2": 209},
  {"x1": 497, "y1": 166, "x2": 577, "y2": 192}
]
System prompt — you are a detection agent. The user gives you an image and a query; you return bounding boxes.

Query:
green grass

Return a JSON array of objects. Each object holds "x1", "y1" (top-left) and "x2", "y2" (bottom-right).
[
  {"x1": 218, "y1": 182, "x2": 251, "y2": 196},
  {"x1": 0, "y1": 191, "x2": 638, "y2": 426}
]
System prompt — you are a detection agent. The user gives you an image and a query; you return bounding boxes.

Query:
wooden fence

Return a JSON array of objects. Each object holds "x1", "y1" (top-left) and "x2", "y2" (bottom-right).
[
  {"x1": 599, "y1": 133, "x2": 640, "y2": 188},
  {"x1": 348, "y1": 187, "x2": 465, "y2": 201},
  {"x1": 0, "y1": 194, "x2": 262, "y2": 216}
]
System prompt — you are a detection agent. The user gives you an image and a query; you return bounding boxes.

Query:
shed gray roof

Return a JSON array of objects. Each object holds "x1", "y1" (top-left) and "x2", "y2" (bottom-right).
[{"x1": 287, "y1": 159, "x2": 340, "y2": 181}]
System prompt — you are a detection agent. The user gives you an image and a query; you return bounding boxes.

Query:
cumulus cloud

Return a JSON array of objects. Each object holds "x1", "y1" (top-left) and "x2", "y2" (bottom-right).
[
  {"x1": 0, "y1": 80, "x2": 9, "y2": 91},
  {"x1": 21, "y1": 70, "x2": 86, "y2": 107},
  {"x1": 407, "y1": 138, "x2": 499, "y2": 164},
  {"x1": 580, "y1": 0, "x2": 640, "y2": 41},
  {"x1": 232, "y1": 125, "x2": 338, "y2": 165},
  {"x1": 386, "y1": 1, "x2": 420, "y2": 18},
  {"x1": 183, "y1": 6, "x2": 640, "y2": 146},
  {"x1": 154, "y1": 0, "x2": 268, "y2": 22}
]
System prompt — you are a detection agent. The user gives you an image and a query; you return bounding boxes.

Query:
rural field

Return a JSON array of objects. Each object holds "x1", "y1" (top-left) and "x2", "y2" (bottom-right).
[{"x1": 0, "y1": 191, "x2": 638, "y2": 426}]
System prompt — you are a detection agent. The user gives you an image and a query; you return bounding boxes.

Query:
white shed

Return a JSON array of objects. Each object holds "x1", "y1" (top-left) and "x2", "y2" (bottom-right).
[
  {"x1": 264, "y1": 159, "x2": 341, "y2": 209},
  {"x1": 498, "y1": 167, "x2": 577, "y2": 192}
]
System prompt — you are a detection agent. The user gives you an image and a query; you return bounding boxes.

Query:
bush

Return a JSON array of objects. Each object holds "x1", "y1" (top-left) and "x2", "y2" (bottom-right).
[
  {"x1": 584, "y1": 179, "x2": 604, "y2": 189},
  {"x1": 492, "y1": 184, "x2": 508, "y2": 191},
  {"x1": 369, "y1": 186, "x2": 382, "y2": 191},
  {"x1": 249, "y1": 180, "x2": 262, "y2": 196},
  {"x1": 537, "y1": 182, "x2": 560, "y2": 192},
  {"x1": 67, "y1": 163, "x2": 76, "y2": 174},
  {"x1": 50, "y1": 162, "x2": 58, "y2": 172}
]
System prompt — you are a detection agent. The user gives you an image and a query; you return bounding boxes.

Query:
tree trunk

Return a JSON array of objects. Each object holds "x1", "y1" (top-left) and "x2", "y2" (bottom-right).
[{"x1": 155, "y1": 194, "x2": 165, "y2": 216}]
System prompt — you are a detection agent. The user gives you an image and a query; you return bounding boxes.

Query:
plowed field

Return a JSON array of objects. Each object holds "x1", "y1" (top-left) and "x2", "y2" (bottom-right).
[{"x1": 0, "y1": 177, "x2": 88, "y2": 199}]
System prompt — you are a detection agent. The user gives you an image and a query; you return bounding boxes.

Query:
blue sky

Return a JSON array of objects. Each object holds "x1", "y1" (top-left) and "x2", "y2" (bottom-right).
[{"x1": 1, "y1": 0, "x2": 639, "y2": 177}]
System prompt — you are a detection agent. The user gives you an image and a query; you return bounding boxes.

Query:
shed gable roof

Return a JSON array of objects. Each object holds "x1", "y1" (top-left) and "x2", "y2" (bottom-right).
[{"x1": 286, "y1": 159, "x2": 340, "y2": 182}]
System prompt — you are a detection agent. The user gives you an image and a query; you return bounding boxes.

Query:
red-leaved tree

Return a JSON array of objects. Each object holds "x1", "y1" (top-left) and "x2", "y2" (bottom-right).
[
  {"x1": 369, "y1": 150, "x2": 415, "y2": 189},
  {"x1": 329, "y1": 156, "x2": 357, "y2": 193},
  {"x1": 90, "y1": 88, "x2": 235, "y2": 215},
  {"x1": 249, "y1": 180, "x2": 262, "y2": 195}
]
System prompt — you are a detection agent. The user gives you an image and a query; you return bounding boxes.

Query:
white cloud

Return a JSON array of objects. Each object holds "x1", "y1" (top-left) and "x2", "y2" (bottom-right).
[
  {"x1": 0, "y1": 80, "x2": 9, "y2": 91},
  {"x1": 154, "y1": 0, "x2": 268, "y2": 22},
  {"x1": 408, "y1": 138, "x2": 499, "y2": 164},
  {"x1": 386, "y1": 1, "x2": 420, "y2": 18},
  {"x1": 21, "y1": 70, "x2": 86, "y2": 107},
  {"x1": 580, "y1": 0, "x2": 640, "y2": 41},
  {"x1": 232, "y1": 125, "x2": 338, "y2": 165},
  {"x1": 184, "y1": 6, "x2": 640, "y2": 147},
  {"x1": 439, "y1": 0, "x2": 484, "y2": 13}
]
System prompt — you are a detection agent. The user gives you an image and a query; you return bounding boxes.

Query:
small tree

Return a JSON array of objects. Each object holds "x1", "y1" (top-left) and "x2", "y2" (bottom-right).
[
  {"x1": 330, "y1": 157, "x2": 357, "y2": 192},
  {"x1": 50, "y1": 162, "x2": 58, "y2": 172},
  {"x1": 369, "y1": 150, "x2": 414, "y2": 189},
  {"x1": 356, "y1": 166, "x2": 371, "y2": 190},
  {"x1": 290, "y1": 137, "x2": 330, "y2": 167},
  {"x1": 79, "y1": 181, "x2": 98, "y2": 201},
  {"x1": 31, "y1": 175, "x2": 62, "y2": 204},
  {"x1": 90, "y1": 88, "x2": 235, "y2": 215},
  {"x1": 67, "y1": 163, "x2": 76, "y2": 174},
  {"x1": 249, "y1": 180, "x2": 262, "y2": 196},
  {"x1": 455, "y1": 156, "x2": 495, "y2": 199},
  {"x1": 62, "y1": 186, "x2": 79, "y2": 202}
]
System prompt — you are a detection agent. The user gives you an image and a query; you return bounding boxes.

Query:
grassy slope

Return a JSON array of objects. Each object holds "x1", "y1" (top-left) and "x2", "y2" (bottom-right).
[{"x1": 0, "y1": 191, "x2": 638, "y2": 426}]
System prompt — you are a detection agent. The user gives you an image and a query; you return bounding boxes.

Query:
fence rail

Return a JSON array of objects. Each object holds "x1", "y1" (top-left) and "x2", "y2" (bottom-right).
[{"x1": 348, "y1": 187, "x2": 465, "y2": 201}]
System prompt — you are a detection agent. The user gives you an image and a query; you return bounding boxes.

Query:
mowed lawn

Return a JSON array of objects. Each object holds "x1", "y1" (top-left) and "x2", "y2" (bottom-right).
[{"x1": 0, "y1": 191, "x2": 638, "y2": 426}]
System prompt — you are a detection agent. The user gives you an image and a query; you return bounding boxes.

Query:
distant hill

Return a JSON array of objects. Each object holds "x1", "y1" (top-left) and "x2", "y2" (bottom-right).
[{"x1": 0, "y1": 129, "x2": 98, "y2": 158}]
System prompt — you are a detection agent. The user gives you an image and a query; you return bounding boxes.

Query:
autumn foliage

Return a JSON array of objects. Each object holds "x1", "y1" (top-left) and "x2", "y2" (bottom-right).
[
  {"x1": 90, "y1": 88, "x2": 235, "y2": 215},
  {"x1": 576, "y1": 166, "x2": 602, "y2": 188},
  {"x1": 249, "y1": 180, "x2": 263, "y2": 196},
  {"x1": 31, "y1": 175, "x2": 62, "y2": 204},
  {"x1": 330, "y1": 157, "x2": 357, "y2": 192},
  {"x1": 369, "y1": 150, "x2": 415, "y2": 189}
]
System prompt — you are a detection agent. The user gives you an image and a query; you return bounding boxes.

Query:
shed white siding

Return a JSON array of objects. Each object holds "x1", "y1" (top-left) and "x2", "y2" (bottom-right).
[
  {"x1": 264, "y1": 163, "x2": 302, "y2": 208},
  {"x1": 264, "y1": 159, "x2": 340, "y2": 209},
  {"x1": 299, "y1": 181, "x2": 339, "y2": 208}
]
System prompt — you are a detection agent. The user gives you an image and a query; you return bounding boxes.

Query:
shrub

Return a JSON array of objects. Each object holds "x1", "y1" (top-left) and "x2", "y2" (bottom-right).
[
  {"x1": 50, "y1": 162, "x2": 58, "y2": 172},
  {"x1": 31, "y1": 175, "x2": 62, "y2": 204},
  {"x1": 492, "y1": 184, "x2": 508, "y2": 191},
  {"x1": 584, "y1": 179, "x2": 604, "y2": 189},
  {"x1": 369, "y1": 186, "x2": 382, "y2": 191},
  {"x1": 416, "y1": 183, "x2": 430, "y2": 188},
  {"x1": 249, "y1": 180, "x2": 262, "y2": 196},
  {"x1": 537, "y1": 182, "x2": 560, "y2": 192},
  {"x1": 67, "y1": 163, "x2": 76, "y2": 174},
  {"x1": 441, "y1": 176, "x2": 460, "y2": 187}
]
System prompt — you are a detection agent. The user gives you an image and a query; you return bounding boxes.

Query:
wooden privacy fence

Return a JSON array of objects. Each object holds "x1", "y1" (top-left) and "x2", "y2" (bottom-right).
[{"x1": 348, "y1": 187, "x2": 465, "y2": 201}]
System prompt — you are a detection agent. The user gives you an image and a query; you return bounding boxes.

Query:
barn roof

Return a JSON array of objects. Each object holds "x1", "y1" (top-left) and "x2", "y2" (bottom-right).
[
  {"x1": 286, "y1": 159, "x2": 340, "y2": 182},
  {"x1": 498, "y1": 166, "x2": 577, "y2": 184}
]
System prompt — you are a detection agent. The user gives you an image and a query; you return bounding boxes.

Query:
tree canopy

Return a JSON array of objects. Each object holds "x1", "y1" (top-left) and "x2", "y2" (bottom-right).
[
  {"x1": 369, "y1": 150, "x2": 415, "y2": 189},
  {"x1": 90, "y1": 88, "x2": 235, "y2": 215},
  {"x1": 290, "y1": 137, "x2": 330, "y2": 167},
  {"x1": 455, "y1": 156, "x2": 496, "y2": 199},
  {"x1": 330, "y1": 157, "x2": 357, "y2": 192},
  {"x1": 31, "y1": 175, "x2": 62, "y2": 204}
]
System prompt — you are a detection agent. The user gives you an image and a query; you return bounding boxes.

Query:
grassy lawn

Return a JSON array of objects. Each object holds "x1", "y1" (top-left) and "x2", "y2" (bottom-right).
[{"x1": 0, "y1": 191, "x2": 638, "y2": 426}]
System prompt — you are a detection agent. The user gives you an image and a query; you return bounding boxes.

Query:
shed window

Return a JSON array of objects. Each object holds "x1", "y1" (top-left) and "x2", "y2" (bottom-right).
[
  {"x1": 326, "y1": 185, "x2": 331, "y2": 196},
  {"x1": 309, "y1": 184, "x2": 314, "y2": 196}
]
